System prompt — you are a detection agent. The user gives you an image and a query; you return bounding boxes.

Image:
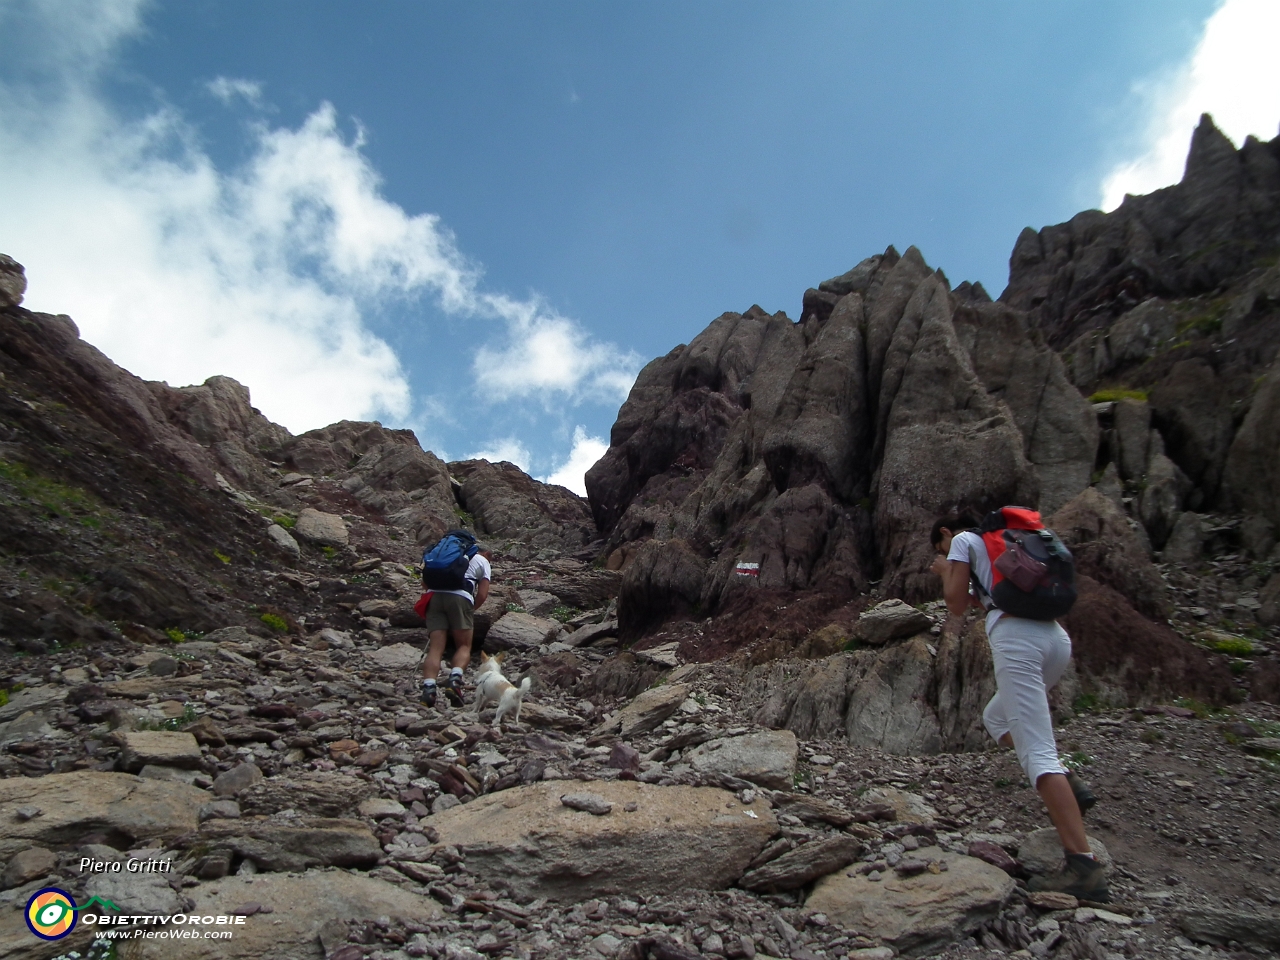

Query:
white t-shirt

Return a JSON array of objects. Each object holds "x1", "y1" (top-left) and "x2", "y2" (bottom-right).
[
  {"x1": 947, "y1": 530, "x2": 1004, "y2": 631},
  {"x1": 436, "y1": 553, "x2": 492, "y2": 603}
]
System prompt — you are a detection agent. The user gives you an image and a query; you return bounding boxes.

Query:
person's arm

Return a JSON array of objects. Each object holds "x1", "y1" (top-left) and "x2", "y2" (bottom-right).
[
  {"x1": 940, "y1": 559, "x2": 971, "y2": 618},
  {"x1": 472, "y1": 578, "x2": 490, "y2": 608}
]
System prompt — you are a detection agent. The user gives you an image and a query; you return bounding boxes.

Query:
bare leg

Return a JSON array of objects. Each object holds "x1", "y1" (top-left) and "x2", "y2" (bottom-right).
[
  {"x1": 422, "y1": 629, "x2": 448, "y2": 680},
  {"x1": 1037, "y1": 772, "x2": 1090, "y2": 855},
  {"x1": 449, "y1": 629, "x2": 473, "y2": 671}
]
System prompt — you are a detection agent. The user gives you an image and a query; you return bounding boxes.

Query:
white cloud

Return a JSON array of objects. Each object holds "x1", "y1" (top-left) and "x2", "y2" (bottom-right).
[
  {"x1": 540, "y1": 426, "x2": 608, "y2": 497},
  {"x1": 1100, "y1": 0, "x2": 1280, "y2": 211},
  {"x1": 474, "y1": 294, "x2": 641, "y2": 404},
  {"x1": 466, "y1": 438, "x2": 532, "y2": 471},
  {"x1": 0, "y1": 0, "x2": 635, "y2": 434},
  {"x1": 207, "y1": 77, "x2": 264, "y2": 108}
]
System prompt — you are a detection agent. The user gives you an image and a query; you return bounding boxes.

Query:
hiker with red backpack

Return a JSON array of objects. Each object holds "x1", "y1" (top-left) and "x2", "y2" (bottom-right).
[
  {"x1": 930, "y1": 506, "x2": 1109, "y2": 903},
  {"x1": 418, "y1": 531, "x2": 492, "y2": 708}
]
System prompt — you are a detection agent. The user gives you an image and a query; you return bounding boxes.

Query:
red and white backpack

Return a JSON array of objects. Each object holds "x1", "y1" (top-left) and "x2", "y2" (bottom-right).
[{"x1": 972, "y1": 506, "x2": 1077, "y2": 621}]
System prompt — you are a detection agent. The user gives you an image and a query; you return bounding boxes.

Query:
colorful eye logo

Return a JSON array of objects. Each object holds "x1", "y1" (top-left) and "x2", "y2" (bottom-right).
[{"x1": 25, "y1": 887, "x2": 78, "y2": 940}]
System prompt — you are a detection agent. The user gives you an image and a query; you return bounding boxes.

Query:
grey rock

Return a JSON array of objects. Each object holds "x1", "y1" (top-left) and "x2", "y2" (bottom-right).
[
  {"x1": 0, "y1": 772, "x2": 207, "y2": 862},
  {"x1": 563, "y1": 618, "x2": 619, "y2": 648},
  {"x1": 560, "y1": 793, "x2": 613, "y2": 815},
  {"x1": 198, "y1": 817, "x2": 381, "y2": 872},
  {"x1": 85, "y1": 870, "x2": 183, "y2": 915},
  {"x1": 1224, "y1": 354, "x2": 1280, "y2": 527},
  {"x1": 138, "y1": 764, "x2": 199, "y2": 784},
  {"x1": 1178, "y1": 906, "x2": 1280, "y2": 950},
  {"x1": 1139, "y1": 433, "x2": 1192, "y2": 549},
  {"x1": 1, "y1": 846, "x2": 56, "y2": 889},
  {"x1": 1162, "y1": 511, "x2": 1206, "y2": 563},
  {"x1": 807, "y1": 845, "x2": 1014, "y2": 956},
  {"x1": 294, "y1": 507, "x2": 349, "y2": 547},
  {"x1": 686, "y1": 730, "x2": 798, "y2": 790},
  {"x1": 117, "y1": 730, "x2": 202, "y2": 772},
  {"x1": 198, "y1": 800, "x2": 241, "y2": 822},
  {"x1": 739, "y1": 835, "x2": 862, "y2": 891},
  {"x1": 212, "y1": 762, "x2": 264, "y2": 798},
  {"x1": 366, "y1": 642, "x2": 423, "y2": 670},
  {"x1": 426, "y1": 781, "x2": 776, "y2": 901},
  {"x1": 594, "y1": 683, "x2": 690, "y2": 738},
  {"x1": 1017, "y1": 828, "x2": 1111, "y2": 875},
  {"x1": 1112, "y1": 398, "x2": 1151, "y2": 482},
  {"x1": 484, "y1": 612, "x2": 561, "y2": 651},
  {"x1": 0, "y1": 254, "x2": 26, "y2": 307},
  {"x1": 266, "y1": 523, "x2": 300, "y2": 557},
  {"x1": 853, "y1": 599, "x2": 931, "y2": 645}
]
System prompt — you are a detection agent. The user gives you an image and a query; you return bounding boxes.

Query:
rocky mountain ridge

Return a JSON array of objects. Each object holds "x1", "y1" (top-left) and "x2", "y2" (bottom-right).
[{"x1": 0, "y1": 116, "x2": 1277, "y2": 960}]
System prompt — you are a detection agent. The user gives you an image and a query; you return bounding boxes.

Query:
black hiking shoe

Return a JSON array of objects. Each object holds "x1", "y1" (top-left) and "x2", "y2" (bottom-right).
[
  {"x1": 1027, "y1": 853, "x2": 1110, "y2": 903},
  {"x1": 1067, "y1": 770, "x2": 1097, "y2": 816},
  {"x1": 444, "y1": 673, "x2": 465, "y2": 707},
  {"x1": 420, "y1": 682, "x2": 437, "y2": 707}
]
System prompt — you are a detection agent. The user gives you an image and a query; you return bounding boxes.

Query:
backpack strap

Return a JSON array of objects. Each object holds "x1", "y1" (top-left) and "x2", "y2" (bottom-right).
[{"x1": 966, "y1": 539, "x2": 995, "y2": 611}]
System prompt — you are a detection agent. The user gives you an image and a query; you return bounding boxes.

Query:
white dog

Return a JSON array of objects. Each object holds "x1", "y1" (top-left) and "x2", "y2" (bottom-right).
[{"x1": 472, "y1": 653, "x2": 531, "y2": 727}]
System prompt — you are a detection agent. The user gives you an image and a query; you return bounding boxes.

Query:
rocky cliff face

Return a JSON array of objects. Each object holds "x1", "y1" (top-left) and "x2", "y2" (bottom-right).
[
  {"x1": 586, "y1": 115, "x2": 1277, "y2": 711},
  {"x1": 587, "y1": 246, "x2": 1096, "y2": 628}
]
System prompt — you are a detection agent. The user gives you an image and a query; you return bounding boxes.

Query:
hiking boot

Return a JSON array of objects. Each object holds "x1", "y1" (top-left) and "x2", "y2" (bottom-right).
[
  {"x1": 1067, "y1": 770, "x2": 1097, "y2": 816},
  {"x1": 1027, "y1": 853, "x2": 1110, "y2": 903},
  {"x1": 420, "y1": 682, "x2": 437, "y2": 707},
  {"x1": 444, "y1": 672, "x2": 465, "y2": 707}
]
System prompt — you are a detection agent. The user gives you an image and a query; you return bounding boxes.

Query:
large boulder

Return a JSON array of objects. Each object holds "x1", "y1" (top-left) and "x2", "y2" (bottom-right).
[
  {"x1": 193, "y1": 817, "x2": 381, "y2": 872},
  {"x1": 745, "y1": 639, "x2": 947, "y2": 755},
  {"x1": 0, "y1": 771, "x2": 208, "y2": 860},
  {"x1": 685, "y1": 730, "x2": 799, "y2": 789},
  {"x1": 123, "y1": 870, "x2": 443, "y2": 960},
  {"x1": 806, "y1": 847, "x2": 1015, "y2": 957},
  {"x1": 424, "y1": 780, "x2": 776, "y2": 900},
  {"x1": 1223, "y1": 355, "x2": 1280, "y2": 527}
]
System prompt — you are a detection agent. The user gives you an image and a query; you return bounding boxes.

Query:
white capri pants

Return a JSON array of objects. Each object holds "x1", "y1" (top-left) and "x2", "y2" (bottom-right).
[{"x1": 982, "y1": 615, "x2": 1072, "y2": 785}]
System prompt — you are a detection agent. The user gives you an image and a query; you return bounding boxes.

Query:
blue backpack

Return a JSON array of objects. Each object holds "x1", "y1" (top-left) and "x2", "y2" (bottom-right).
[{"x1": 422, "y1": 530, "x2": 480, "y2": 593}]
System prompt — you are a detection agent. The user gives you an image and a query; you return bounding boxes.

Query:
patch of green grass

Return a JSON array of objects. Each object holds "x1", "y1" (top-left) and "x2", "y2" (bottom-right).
[
  {"x1": 0, "y1": 458, "x2": 103, "y2": 526},
  {"x1": 1062, "y1": 751, "x2": 1092, "y2": 770},
  {"x1": 1205, "y1": 635, "x2": 1256, "y2": 657},
  {"x1": 259, "y1": 612, "x2": 288, "y2": 633},
  {"x1": 1230, "y1": 660, "x2": 1252, "y2": 675},
  {"x1": 0, "y1": 689, "x2": 8, "y2": 707},
  {"x1": 1174, "y1": 697, "x2": 1215, "y2": 719},
  {"x1": 843, "y1": 638, "x2": 865, "y2": 652},
  {"x1": 1140, "y1": 729, "x2": 1164, "y2": 744},
  {"x1": 1088, "y1": 388, "x2": 1149, "y2": 404},
  {"x1": 550, "y1": 605, "x2": 577, "y2": 623},
  {"x1": 164, "y1": 627, "x2": 185, "y2": 644},
  {"x1": 1073, "y1": 693, "x2": 1100, "y2": 714},
  {"x1": 994, "y1": 777, "x2": 1014, "y2": 789},
  {"x1": 273, "y1": 514, "x2": 296, "y2": 529},
  {"x1": 322, "y1": 546, "x2": 337, "y2": 560},
  {"x1": 213, "y1": 550, "x2": 231, "y2": 565},
  {"x1": 136, "y1": 704, "x2": 198, "y2": 732}
]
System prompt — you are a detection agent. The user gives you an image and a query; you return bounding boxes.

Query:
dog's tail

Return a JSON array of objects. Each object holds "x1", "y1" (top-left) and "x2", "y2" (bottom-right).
[{"x1": 518, "y1": 677, "x2": 531, "y2": 695}]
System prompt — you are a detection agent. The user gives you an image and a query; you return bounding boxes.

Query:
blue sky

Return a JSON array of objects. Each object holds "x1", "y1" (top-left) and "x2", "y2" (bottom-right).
[{"x1": 1, "y1": 1, "x2": 1277, "y2": 492}]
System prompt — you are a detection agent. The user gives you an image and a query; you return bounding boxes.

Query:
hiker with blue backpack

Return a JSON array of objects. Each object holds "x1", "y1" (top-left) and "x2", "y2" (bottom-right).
[
  {"x1": 418, "y1": 530, "x2": 492, "y2": 708},
  {"x1": 930, "y1": 506, "x2": 1109, "y2": 903}
]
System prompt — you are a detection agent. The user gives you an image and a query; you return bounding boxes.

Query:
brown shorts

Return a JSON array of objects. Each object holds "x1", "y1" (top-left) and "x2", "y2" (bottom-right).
[{"x1": 424, "y1": 592, "x2": 474, "y2": 632}]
